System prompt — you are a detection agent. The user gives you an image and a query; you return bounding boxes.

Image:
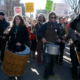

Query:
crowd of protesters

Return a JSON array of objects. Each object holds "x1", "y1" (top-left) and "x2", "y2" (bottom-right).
[{"x1": 0, "y1": 11, "x2": 80, "y2": 80}]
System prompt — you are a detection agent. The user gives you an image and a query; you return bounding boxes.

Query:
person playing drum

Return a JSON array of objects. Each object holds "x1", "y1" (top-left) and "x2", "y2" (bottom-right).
[
  {"x1": 4, "y1": 15, "x2": 29, "y2": 79},
  {"x1": 37, "y1": 12, "x2": 61, "y2": 80}
]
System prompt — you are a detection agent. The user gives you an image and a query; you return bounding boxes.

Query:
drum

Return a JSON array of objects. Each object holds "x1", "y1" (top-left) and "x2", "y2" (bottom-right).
[
  {"x1": 2, "y1": 45, "x2": 30, "y2": 77},
  {"x1": 44, "y1": 43, "x2": 60, "y2": 55}
]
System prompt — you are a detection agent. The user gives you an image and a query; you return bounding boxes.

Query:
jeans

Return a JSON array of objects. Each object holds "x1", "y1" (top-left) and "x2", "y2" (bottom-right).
[{"x1": 44, "y1": 53, "x2": 56, "y2": 76}]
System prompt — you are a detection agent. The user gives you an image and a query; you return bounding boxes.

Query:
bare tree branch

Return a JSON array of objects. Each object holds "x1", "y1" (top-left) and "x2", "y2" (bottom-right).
[
  {"x1": 5, "y1": 0, "x2": 25, "y2": 17},
  {"x1": 64, "y1": 0, "x2": 78, "y2": 10},
  {"x1": 65, "y1": 0, "x2": 73, "y2": 9}
]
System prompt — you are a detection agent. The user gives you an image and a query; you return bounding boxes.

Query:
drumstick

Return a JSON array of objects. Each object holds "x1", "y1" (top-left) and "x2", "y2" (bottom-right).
[{"x1": 46, "y1": 41, "x2": 54, "y2": 44}]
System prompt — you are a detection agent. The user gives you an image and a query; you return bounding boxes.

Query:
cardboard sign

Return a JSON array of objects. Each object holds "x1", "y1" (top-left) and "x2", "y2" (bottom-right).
[
  {"x1": 25, "y1": 2, "x2": 34, "y2": 12},
  {"x1": 53, "y1": 3, "x2": 70, "y2": 16},
  {"x1": 14, "y1": 7, "x2": 22, "y2": 16},
  {"x1": 45, "y1": 0, "x2": 53, "y2": 11}
]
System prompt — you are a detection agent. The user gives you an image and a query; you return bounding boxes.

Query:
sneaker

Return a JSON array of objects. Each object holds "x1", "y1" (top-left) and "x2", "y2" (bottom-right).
[
  {"x1": 43, "y1": 75, "x2": 49, "y2": 80},
  {"x1": 50, "y1": 71, "x2": 55, "y2": 75}
]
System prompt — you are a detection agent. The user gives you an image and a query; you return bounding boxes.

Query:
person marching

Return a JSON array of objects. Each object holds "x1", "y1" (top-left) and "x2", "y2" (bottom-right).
[
  {"x1": 4, "y1": 15, "x2": 29, "y2": 79},
  {"x1": 23, "y1": 16, "x2": 31, "y2": 48},
  {"x1": 6, "y1": 15, "x2": 29, "y2": 52},
  {"x1": 30, "y1": 20, "x2": 37, "y2": 58},
  {"x1": 67, "y1": 14, "x2": 80, "y2": 80},
  {"x1": 56, "y1": 17, "x2": 67, "y2": 65},
  {"x1": 37, "y1": 12, "x2": 61, "y2": 80},
  {"x1": 0, "y1": 12, "x2": 10, "y2": 62},
  {"x1": 64, "y1": 17, "x2": 69, "y2": 30},
  {"x1": 35, "y1": 14, "x2": 46, "y2": 65}
]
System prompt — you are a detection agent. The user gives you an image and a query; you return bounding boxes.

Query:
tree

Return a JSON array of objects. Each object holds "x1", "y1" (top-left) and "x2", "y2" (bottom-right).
[
  {"x1": 65, "y1": 0, "x2": 79, "y2": 10},
  {"x1": 5, "y1": 0, "x2": 20, "y2": 17},
  {"x1": 5, "y1": 0, "x2": 25, "y2": 17}
]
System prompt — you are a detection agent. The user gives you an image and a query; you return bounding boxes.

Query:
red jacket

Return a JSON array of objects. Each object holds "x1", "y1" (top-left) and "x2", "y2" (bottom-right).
[
  {"x1": 66, "y1": 24, "x2": 69, "y2": 30},
  {"x1": 31, "y1": 33, "x2": 36, "y2": 40},
  {"x1": 27, "y1": 27, "x2": 36, "y2": 40}
]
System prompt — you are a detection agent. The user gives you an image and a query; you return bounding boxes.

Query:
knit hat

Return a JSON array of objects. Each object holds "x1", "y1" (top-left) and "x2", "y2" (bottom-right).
[
  {"x1": 38, "y1": 13, "x2": 45, "y2": 18},
  {"x1": 0, "y1": 12, "x2": 5, "y2": 16}
]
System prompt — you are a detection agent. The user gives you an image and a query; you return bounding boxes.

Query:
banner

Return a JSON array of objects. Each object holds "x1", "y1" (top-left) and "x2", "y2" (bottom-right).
[
  {"x1": 45, "y1": 0, "x2": 53, "y2": 11},
  {"x1": 14, "y1": 7, "x2": 22, "y2": 16},
  {"x1": 53, "y1": 3, "x2": 70, "y2": 16},
  {"x1": 25, "y1": 2, "x2": 34, "y2": 12}
]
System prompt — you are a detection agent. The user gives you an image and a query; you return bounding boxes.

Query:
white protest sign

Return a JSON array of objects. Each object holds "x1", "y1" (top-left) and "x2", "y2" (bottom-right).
[
  {"x1": 53, "y1": 3, "x2": 70, "y2": 16},
  {"x1": 14, "y1": 7, "x2": 22, "y2": 16}
]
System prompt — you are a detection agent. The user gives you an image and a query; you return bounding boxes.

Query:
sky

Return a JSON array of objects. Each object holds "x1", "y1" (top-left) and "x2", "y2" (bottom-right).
[{"x1": 20, "y1": 0, "x2": 65, "y2": 17}]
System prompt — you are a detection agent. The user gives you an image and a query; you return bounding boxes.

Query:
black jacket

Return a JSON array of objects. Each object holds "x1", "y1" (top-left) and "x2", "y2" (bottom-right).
[
  {"x1": 68, "y1": 14, "x2": 80, "y2": 42},
  {"x1": 0, "y1": 19, "x2": 10, "y2": 36},
  {"x1": 35, "y1": 22, "x2": 43, "y2": 41},
  {"x1": 7, "y1": 26, "x2": 29, "y2": 46}
]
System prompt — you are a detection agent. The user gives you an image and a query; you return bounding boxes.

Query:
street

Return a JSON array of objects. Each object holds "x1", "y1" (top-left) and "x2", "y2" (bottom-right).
[{"x1": 0, "y1": 44, "x2": 74, "y2": 80}]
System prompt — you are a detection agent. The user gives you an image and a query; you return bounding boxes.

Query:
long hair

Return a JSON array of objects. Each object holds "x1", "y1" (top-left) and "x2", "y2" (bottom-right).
[
  {"x1": 11, "y1": 15, "x2": 27, "y2": 27},
  {"x1": 23, "y1": 16, "x2": 29, "y2": 27},
  {"x1": 38, "y1": 13, "x2": 46, "y2": 22}
]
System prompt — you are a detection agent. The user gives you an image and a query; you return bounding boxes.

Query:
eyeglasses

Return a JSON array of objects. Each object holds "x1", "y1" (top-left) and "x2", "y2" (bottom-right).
[{"x1": 50, "y1": 17, "x2": 56, "y2": 19}]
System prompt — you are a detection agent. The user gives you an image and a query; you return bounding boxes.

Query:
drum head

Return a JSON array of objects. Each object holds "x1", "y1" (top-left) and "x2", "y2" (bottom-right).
[
  {"x1": 17, "y1": 45, "x2": 30, "y2": 55},
  {"x1": 46, "y1": 43, "x2": 59, "y2": 47},
  {"x1": 7, "y1": 45, "x2": 30, "y2": 55}
]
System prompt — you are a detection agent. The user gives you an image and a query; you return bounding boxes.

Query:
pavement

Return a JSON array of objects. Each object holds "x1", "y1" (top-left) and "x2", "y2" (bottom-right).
[{"x1": 0, "y1": 44, "x2": 74, "y2": 80}]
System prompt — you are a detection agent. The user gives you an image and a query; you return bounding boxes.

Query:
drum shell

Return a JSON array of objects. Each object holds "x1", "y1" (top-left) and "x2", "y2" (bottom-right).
[
  {"x1": 2, "y1": 46, "x2": 30, "y2": 77},
  {"x1": 44, "y1": 43, "x2": 60, "y2": 55}
]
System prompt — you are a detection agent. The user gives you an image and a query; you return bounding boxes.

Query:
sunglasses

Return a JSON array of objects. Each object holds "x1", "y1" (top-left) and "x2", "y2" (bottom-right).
[{"x1": 50, "y1": 17, "x2": 56, "y2": 19}]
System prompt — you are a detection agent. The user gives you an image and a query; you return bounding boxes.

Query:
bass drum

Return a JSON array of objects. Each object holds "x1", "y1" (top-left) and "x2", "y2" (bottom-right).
[{"x1": 2, "y1": 45, "x2": 30, "y2": 77}]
